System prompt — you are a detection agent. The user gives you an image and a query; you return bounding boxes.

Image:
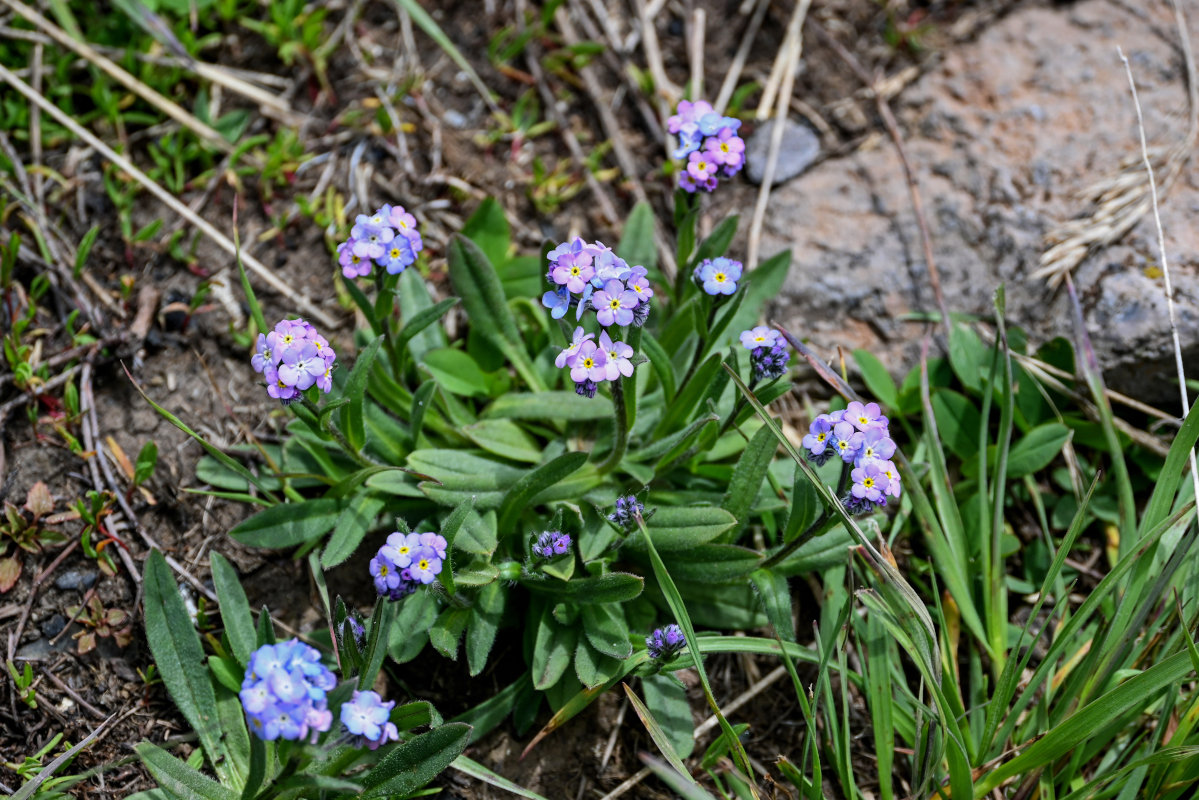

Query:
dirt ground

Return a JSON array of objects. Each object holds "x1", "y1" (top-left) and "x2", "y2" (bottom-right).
[{"x1": 1, "y1": 1, "x2": 1027, "y2": 796}]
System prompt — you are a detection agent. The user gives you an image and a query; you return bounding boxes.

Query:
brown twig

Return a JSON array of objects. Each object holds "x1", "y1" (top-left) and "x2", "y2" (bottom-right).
[
  {"x1": 41, "y1": 665, "x2": 108, "y2": 720},
  {"x1": 813, "y1": 21, "x2": 952, "y2": 339}
]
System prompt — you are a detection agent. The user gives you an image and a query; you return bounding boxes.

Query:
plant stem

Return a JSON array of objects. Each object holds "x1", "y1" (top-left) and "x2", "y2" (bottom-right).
[
  {"x1": 597, "y1": 378, "x2": 628, "y2": 475},
  {"x1": 299, "y1": 396, "x2": 375, "y2": 469},
  {"x1": 761, "y1": 462, "x2": 851, "y2": 569}
]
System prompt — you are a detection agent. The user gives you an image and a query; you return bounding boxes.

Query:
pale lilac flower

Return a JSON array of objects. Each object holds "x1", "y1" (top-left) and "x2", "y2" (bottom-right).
[
  {"x1": 551, "y1": 249, "x2": 596, "y2": 293},
  {"x1": 686, "y1": 150, "x2": 718, "y2": 183},
  {"x1": 556, "y1": 327, "x2": 595, "y2": 369},
  {"x1": 251, "y1": 332, "x2": 278, "y2": 374},
  {"x1": 592, "y1": 279, "x2": 639, "y2": 327},
  {"x1": 384, "y1": 531, "x2": 424, "y2": 568},
  {"x1": 351, "y1": 222, "x2": 394, "y2": 261},
  {"x1": 569, "y1": 340, "x2": 609, "y2": 384},
  {"x1": 542, "y1": 286, "x2": 572, "y2": 320},
  {"x1": 832, "y1": 421, "x2": 863, "y2": 464},
  {"x1": 855, "y1": 427, "x2": 896, "y2": 465},
  {"x1": 376, "y1": 237, "x2": 416, "y2": 275},
  {"x1": 408, "y1": 550, "x2": 442, "y2": 584},
  {"x1": 338, "y1": 240, "x2": 372, "y2": 279},
  {"x1": 706, "y1": 127, "x2": 746, "y2": 172},
  {"x1": 845, "y1": 401, "x2": 887, "y2": 432},
  {"x1": 598, "y1": 331, "x2": 634, "y2": 380},
  {"x1": 418, "y1": 532, "x2": 448, "y2": 560},
  {"x1": 875, "y1": 459, "x2": 902, "y2": 498},
  {"x1": 278, "y1": 342, "x2": 325, "y2": 391},
  {"x1": 802, "y1": 416, "x2": 834, "y2": 462},
  {"x1": 851, "y1": 462, "x2": 886, "y2": 504},
  {"x1": 695, "y1": 258, "x2": 742, "y2": 296},
  {"x1": 740, "y1": 326, "x2": 781, "y2": 350},
  {"x1": 625, "y1": 266, "x2": 654, "y2": 303},
  {"x1": 340, "y1": 691, "x2": 399, "y2": 750},
  {"x1": 388, "y1": 205, "x2": 418, "y2": 236},
  {"x1": 264, "y1": 365, "x2": 298, "y2": 403}
]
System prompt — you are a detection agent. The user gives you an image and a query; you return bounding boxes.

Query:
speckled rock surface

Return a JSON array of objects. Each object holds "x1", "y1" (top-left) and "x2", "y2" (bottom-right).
[{"x1": 762, "y1": 0, "x2": 1199, "y2": 403}]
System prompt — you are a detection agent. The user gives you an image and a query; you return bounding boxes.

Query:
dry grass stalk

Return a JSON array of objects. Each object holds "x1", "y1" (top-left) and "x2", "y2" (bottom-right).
[
  {"x1": 1034, "y1": 1, "x2": 1198, "y2": 287},
  {"x1": 0, "y1": 61, "x2": 337, "y2": 327}
]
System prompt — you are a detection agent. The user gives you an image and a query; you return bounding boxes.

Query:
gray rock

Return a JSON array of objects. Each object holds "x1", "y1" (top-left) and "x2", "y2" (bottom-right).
[
  {"x1": 744, "y1": 119, "x2": 821, "y2": 186},
  {"x1": 54, "y1": 569, "x2": 98, "y2": 591},
  {"x1": 40, "y1": 613, "x2": 68, "y2": 638},
  {"x1": 761, "y1": 0, "x2": 1199, "y2": 403}
]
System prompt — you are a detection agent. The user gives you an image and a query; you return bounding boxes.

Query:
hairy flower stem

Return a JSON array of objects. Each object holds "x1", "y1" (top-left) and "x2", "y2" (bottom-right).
[
  {"x1": 596, "y1": 378, "x2": 628, "y2": 475},
  {"x1": 761, "y1": 462, "x2": 851, "y2": 569},
  {"x1": 299, "y1": 396, "x2": 375, "y2": 469}
]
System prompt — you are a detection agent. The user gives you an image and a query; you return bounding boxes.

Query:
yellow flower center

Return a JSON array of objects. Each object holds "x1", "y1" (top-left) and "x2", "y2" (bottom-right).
[
  {"x1": 863, "y1": 478, "x2": 875, "y2": 488},
  {"x1": 609, "y1": 350, "x2": 619, "y2": 359},
  {"x1": 714, "y1": 272, "x2": 727, "y2": 283},
  {"x1": 633, "y1": 284, "x2": 643, "y2": 293},
  {"x1": 816, "y1": 432, "x2": 827, "y2": 443},
  {"x1": 697, "y1": 160, "x2": 708, "y2": 170},
  {"x1": 858, "y1": 416, "x2": 870, "y2": 426},
  {"x1": 379, "y1": 564, "x2": 389, "y2": 576},
  {"x1": 582, "y1": 357, "x2": 595, "y2": 369},
  {"x1": 418, "y1": 559, "x2": 430, "y2": 571},
  {"x1": 282, "y1": 334, "x2": 294, "y2": 344},
  {"x1": 398, "y1": 219, "x2": 408, "y2": 229},
  {"x1": 838, "y1": 440, "x2": 850, "y2": 450},
  {"x1": 609, "y1": 298, "x2": 621, "y2": 310},
  {"x1": 351, "y1": 254, "x2": 361, "y2": 263},
  {"x1": 390, "y1": 247, "x2": 401, "y2": 258},
  {"x1": 754, "y1": 335, "x2": 766, "y2": 342},
  {"x1": 398, "y1": 545, "x2": 409, "y2": 556}
]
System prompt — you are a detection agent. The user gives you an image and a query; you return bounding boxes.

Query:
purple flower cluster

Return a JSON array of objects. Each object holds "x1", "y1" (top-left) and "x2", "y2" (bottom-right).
[
  {"x1": 531, "y1": 530, "x2": 571, "y2": 559},
  {"x1": 370, "y1": 531, "x2": 448, "y2": 600},
  {"x1": 336, "y1": 204, "x2": 423, "y2": 280},
  {"x1": 541, "y1": 237, "x2": 653, "y2": 327},
  {"x1": 556, "y1": 327, "x2": 637, "y2": 399},
  {"x1": 694, "y1": 257, "x2": 742, "y2": 296},
  {"x1": 739, "y1": 326, "x2": 790, "y2": 381},
  {"x1": 801, "y1": 401, "x2": 902, "y2": 514},
  {"x1": 608, "y1": 495, "x2": 644, "y2": 531},
  {"x1": 239, "y1": 640, "x2": 336, "y2": 742},
  {"x1": 340, "y1": 690, "x2": 400, "y2": 750},
  {"x1": 667, "y1": 100, "x2": 745, "y2": 193},
  {"x1": 645, "y1": 624, "x2": 686, "y2": 659},
  {"x1": 252, "y1": 318, "x2": 337, "y2": 404}
]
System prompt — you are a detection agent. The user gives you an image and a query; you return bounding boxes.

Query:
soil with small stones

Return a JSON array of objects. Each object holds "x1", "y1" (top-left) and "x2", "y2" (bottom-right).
[{"x1": 2, "y1": 1, "x2": 1020, "y2": 796}]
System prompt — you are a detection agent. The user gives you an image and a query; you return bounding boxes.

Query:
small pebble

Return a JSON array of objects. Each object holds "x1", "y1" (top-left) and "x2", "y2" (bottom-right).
[
  {"x1": 41, "y1": 613, "x2": 68, "y2": 638},
  {"x1": 54, "y1": 569, "x2": 98, "y2": 591},
  {"x1": 745, "y1": 119, "x2": 822, "y2": 186}
]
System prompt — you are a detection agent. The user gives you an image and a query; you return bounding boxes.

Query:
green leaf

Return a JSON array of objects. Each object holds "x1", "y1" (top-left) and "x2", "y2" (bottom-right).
[
  {"x1": 654, "y1": 353, "x2": 722, "y2": 436},
  {"x1": 635, "y1": 506, "x2": 738, "y2": 551},
  {"x1": 931, "y1": 389, "x2": 982, "y2": 461},
  {"x1": 396, "y1": 297, "x2": 459, "y2": 356},
  {"x1": 1003, "y1": 422, "x2": 1070, "y2": 478},
  {"x1": 948, "y1": 323, "x2": 986, "y2": 393},
  {"x1": 484, "y1": 391, "x2": 614, "y2": 421},
  {"x1": 134, "y1": 441, "x2": 158, "y2": 485},
  {"x1": 533, "y1": 605, "x2": 578, "y2": 689},
  {"x1": 455, "y1": 509, "x2": 499, "y2": 555},
  {"x1": 498, "y1": 451, "x2": 589, "y2": 532},
  {"x1": 361, "y1": 723, "x2": 473, "y2": 797},
  {"x1": 461, "y1": 196, "x2": 511, "y2": 266},
  {"x1": 524, "y1": 572, "x2": 644, "y2": 604},
  {"x1": 340, "y1": 335, "x2": 385, "y2": 453},
  {"x1": 720, "y1": 425, "x2": 777, "y2": 535},
  {"x1": 143, "y1": 551, "x2": 234, "y2": 786},
  {"x1": 1140, "y1": 396, "x2": 1199, "y2": 538},
  {"x1": 581, "y1": 603, "x2": 632, "y2": 659},
  {"x1": 421, "y1": 348, "x2": 491, "y2": 397},
  {"x1": 229, "y1": 498, "x2": 344, "y2": 548},
  {"x1": 388, "y1": 591, "x2": 436, "y2": 664},
  {"x1": 658, "y1": 544, "x2": 762, "y2": 582},
  {"x1": 398, "y1": 268, "x2": 448, "y2": 361},
  {"x1": 448, "y1": 234, "x2": 545, "y2": 391},
  {"x1": 135, "y1": 742, "x2": 238, "y2": 800},
  {"x1": 467, "y1": 580, "x2": 506, "y2": 676},
  {"x1": 321, "y1": 495, "x2": 386, "y2": 568},
  {"x1": 430, "y1": 607, "x2": 471, "y2": 659},
  {"x1": 406, "y1": 449, "x2": 526, "y2": 491},
  {"x1": 640, "y1": 330, "x2": 676, "y2": 400},
  {"x1": 749, "y1": 568, "x2": 794, "y2": 641},
  {"x1": 783, "y1": 469, "x2": 821, "y2": 543},
  {"x1": 209, "y1": 553, "x2": 255, "y2": 667},
  {"x1": 463, "y1": 420, "x2": 543, "y2": 463},
  {"x1": 359, "y1": 599, "x2": 397, "y2": 690},
  {"x1": 618, "y1": 201, "x2": 658, "y2": 271},
  {"x1": 853, "y1": 349, "x2": 899, "y2": 413},
  {"x1": 409, "y1": 379, "x2": 438, "y2": 448},
  {"x1": 692, "y1": 215, "x2": 738, "y2": 265},
  {"x1": 641, "y1": 674, "x2": 696, "y2": 759}
]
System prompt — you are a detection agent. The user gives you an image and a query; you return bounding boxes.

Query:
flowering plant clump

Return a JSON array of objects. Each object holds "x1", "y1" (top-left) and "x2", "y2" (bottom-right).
[
  {"x1": 239, "y1": 639, "x2": 336, "y2": 742},
  {"x1": 738, "y1": 326, "x2": 790, "y2": 382},
  {"x1": 336, "y1": 204, "x2": 423, "y2": 279},
  {"x1": 667, "y1": 99, "x2": 745, "y2": 193},
  {"x1": 645, "y1": 624, "x2": 686, "y2": 660},
  {"x1": 251, "y1": 318, "x2": 337, "y2": 403},
  {"x1": 541, "y1": 237, "x2": 652, "y2": 326},
  {"x1": 801, "y1": 401, "x2": 901, "y2": 514},
  {"x1": 340, "y1": 690, "x2": 400, "y2": 750}
]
